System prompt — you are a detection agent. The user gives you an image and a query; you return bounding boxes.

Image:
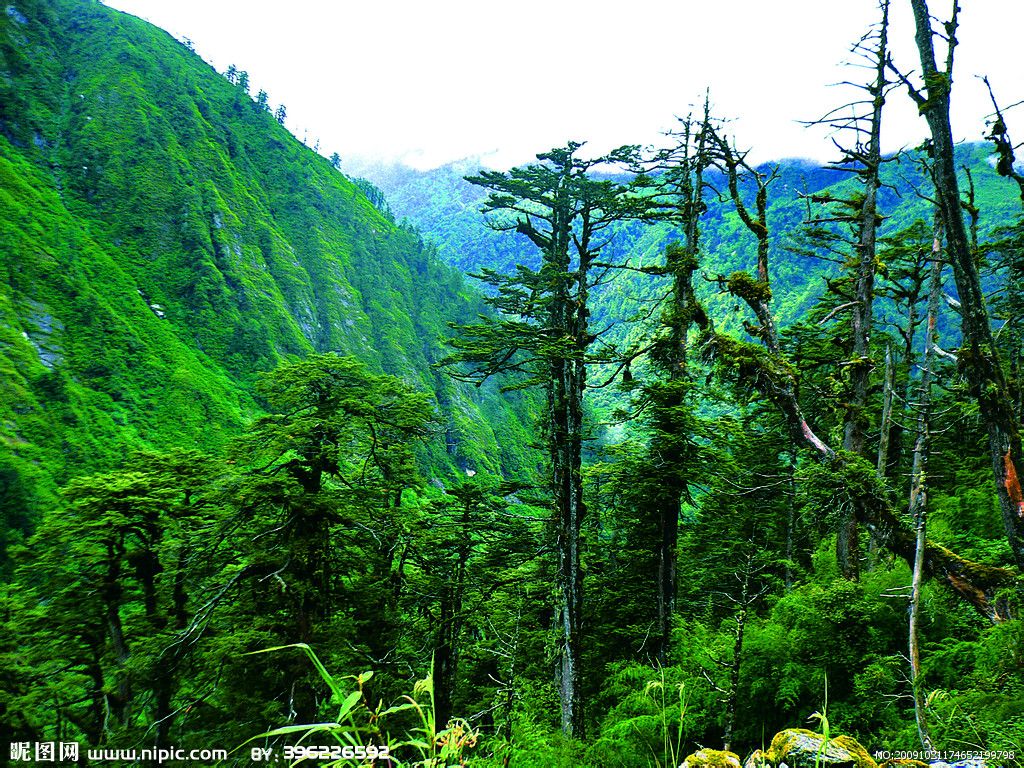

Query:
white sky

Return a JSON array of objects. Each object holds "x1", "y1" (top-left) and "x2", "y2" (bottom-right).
[{"x1": 102, "y1": 0, "x2": 1023, "y2": 170}]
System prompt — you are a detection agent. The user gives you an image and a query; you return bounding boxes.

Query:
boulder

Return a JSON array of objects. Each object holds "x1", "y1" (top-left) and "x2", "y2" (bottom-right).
[
  {"x1": 768, "y1": 728, "x2": 877, "y2": 768},
  {"x1": 680, "y1": 748, "x2": 743, "y2": 768}
]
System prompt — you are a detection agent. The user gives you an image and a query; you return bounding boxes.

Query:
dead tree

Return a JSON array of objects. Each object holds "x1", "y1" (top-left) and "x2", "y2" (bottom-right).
[
  {"x1": 981, "y1": 76, "x2": 1024, "y2": 205},
  {"x1": 704, "y1": 124, "x2": 780, "y2": 354},
  {"x1": 802, "y1": 0, "x2": 893, "y2": 579},
  {"x1": 710, "y1": 550, "x2": 769, "y2": 753},
  {"x1": 877, "y1": 220, "x2": 934, "y2": 481},
  {"x1": 907, "y1": 216, "x2": 944, "y2": 752},
  {"x1": 897, "y1": 0, "x2": 1024, "y2": 573},
  {"x1": 877, "y1": 346, "x2": 896, "y2": 476}
]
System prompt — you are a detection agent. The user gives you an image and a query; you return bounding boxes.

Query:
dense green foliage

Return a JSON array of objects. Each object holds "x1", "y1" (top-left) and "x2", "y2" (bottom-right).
[
  {"x1": 2, "y1": 0, "x2": 1024, "y2": 765},
  {"x1": 352, "y1": 135, "x2": 1024, "y2": 764}
]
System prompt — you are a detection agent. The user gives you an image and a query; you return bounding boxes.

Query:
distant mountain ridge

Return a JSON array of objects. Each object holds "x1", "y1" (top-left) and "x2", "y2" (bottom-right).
[{"x1": 356, "y1": 145, "x2": 1020, "y2": 332}]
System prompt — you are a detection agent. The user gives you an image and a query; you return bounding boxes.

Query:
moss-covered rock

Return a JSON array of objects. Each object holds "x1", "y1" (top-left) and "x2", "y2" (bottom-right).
[
  {"x1": 768, "y1": 728, "x2": 878, "y2": 768},
  {"x1": 681, "y1": 748, "x2": 743, "y2": 768}
]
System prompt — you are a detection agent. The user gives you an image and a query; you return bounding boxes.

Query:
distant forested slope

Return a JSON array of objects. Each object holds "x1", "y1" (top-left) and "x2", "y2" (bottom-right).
[{"x1": 359, "y1": 144, "x2": 1019, "y2": 333}]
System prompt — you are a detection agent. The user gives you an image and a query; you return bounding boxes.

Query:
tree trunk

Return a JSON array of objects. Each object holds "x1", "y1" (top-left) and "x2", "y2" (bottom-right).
[
  {"x1": 876, "y1": 346, "x2": 895, "y2": 476},
  {"x1": 907, "y1": 220, "x2": 943, "y2": 752},
  {"x1": 434, "y1": 506, "x2": 472, "y2": 729},
  {"x1": 886, "y1": 295, "x2": 921, "y2": 482},
  {"x1": 785, "y1": 456, "x2": 798, "y2": 590},
  {"x1": 722, "y1": 572, "x2": 750, "y2": 753},
  {"x1": 434, "y1": 590, "x2": 458, "y2": 730},
  {"x1": 102, "y1": 535, "x2": 132, "y2": 729},
  {"x1": 838, "y1": 1, "x2": 889, "y2": 580},
  {"x1": 85, "y1": 654, "x2": 106, "y2": 745},
  {"x1": 548, "y1": 192, "x2": 585, "y2": 739},
  {"x1": 908, "y1": 0, "x2": 1024, "y2": 572}
]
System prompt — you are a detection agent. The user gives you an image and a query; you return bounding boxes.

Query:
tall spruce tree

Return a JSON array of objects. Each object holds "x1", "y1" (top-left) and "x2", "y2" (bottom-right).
[
  {"x1": 442, "y1": 142, "x2": 643, "y2": 738},
  {"x1": 627, "y1": 110, "x2": 712, "y2": 662},
  {"x1": 230, "y1": 354, "x2": 433, "y2": 721},
  {"x1": 818, "y1": 0, "x2": 892, "y2": 579}
]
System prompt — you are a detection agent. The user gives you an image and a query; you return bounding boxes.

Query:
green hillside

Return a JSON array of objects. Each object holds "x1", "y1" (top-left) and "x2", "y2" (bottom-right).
[
  {"x1": 0, "y1": 0, "x2": 534, "y2": 531},
  {"x1": 1, "y1": 0, "x2": 548, "y2": 753}
]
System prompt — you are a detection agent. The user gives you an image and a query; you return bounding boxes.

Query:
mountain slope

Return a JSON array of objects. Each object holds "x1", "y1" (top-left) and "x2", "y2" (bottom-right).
[{"x1": 0, "y1": 0, "x2": 535, "y2": 543}]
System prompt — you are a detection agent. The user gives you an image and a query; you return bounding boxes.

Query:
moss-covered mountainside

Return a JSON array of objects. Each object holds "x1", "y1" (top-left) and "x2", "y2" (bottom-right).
[{"x1": 0, "y1": 0, "x2": 534, "y2": 534}]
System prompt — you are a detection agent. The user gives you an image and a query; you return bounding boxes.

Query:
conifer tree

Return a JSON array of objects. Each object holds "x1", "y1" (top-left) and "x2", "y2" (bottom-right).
[
  {"x1": 626, "y1": 110, "x2": 712, "y2": 662},
  {"x1": 443, "y1": 142, "x2": 643, "y2": 738},
  {"x1": 230, "y1": 354, "x2": 433, "y2": 720},
  {"x1": 11, "y1": 451, "x2": 217, "y2": 747},
  {"x1": 825, "y1": 0, "x2": 891, "y2": 579}
]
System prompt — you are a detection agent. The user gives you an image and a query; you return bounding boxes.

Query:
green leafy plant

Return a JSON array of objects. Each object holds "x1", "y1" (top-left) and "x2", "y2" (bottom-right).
[
  {"x1": 239, "y1": 644, "x2": 479, "y2": 767},
  {"x1": 641, "y1": 667, "x2": 689, "y2": 768},
  {"x1": 393, "y1": 671, "x2": 479, "y2": 767},
  {"x1": 807, "y1": 676, "x2": 830, "y2": 768},
  {"x1": 589, "y1": 662, "x2": 695, "y2": 768}
]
